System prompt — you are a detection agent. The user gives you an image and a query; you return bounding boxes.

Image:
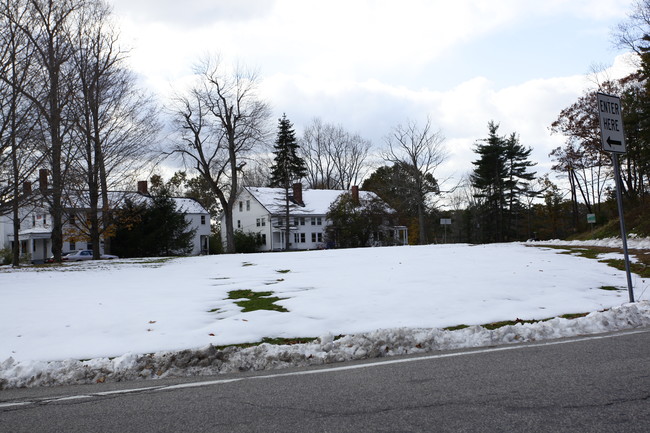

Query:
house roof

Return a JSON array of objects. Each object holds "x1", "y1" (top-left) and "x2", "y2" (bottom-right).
[
  {"x1": 64, "y1": 191, "x2": 209, "y2": 216},
  {"x1": 173, "y1": 197, "x2": 208, "y2": 215},
  {"x1": 245, "y1": 186, "x2": 383, "y2": 216}
]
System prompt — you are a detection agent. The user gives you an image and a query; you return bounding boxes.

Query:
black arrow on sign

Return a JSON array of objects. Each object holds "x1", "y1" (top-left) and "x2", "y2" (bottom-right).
[{"x1": 607, "y1": 136, "x2": 622, "y2": 146}]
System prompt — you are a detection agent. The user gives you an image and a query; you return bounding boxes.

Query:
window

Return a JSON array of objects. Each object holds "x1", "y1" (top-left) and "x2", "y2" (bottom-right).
[
  {"x1": 317, "y1": 233, "x2": 323, "y2": 242},
  {"x1": 237, "y1": 220, "x2": 241, "y2": 229},
  {"x1": 261, "y1": 234, "x2": 267, "y2": 245},
  {"x1": 299, "y1": 217, "x2": 305, "y2": 225},
  {"x1": 70, "y1": 241, "x2": 76, "y2": 250},
  {"x1": 256, "y1": 218, "x2": 261, "y2": 227},
  {"x1": 86, "y1": 243, "x2": 92, "y2": 250},
  {"x1": 246, "y1": 200, "x2": 250, "y2": 211},
  {"x1": 261, "y1": 218, "x2": 266, "y2": 226},
  {"x1": 239, "y1": 201, "x2": 243, "y2": 212},
  {"x1": 315, "y1": 217, "x2": 322, "y2": 225},
  {"x1": 32, "y1": 215, "x2": 36, "y2": 227},
  {"x1": 294, "y1": 233, "x2": 300, "y2": 243},
  {"x1": 43, "y1": 214, "x2": 47, "y2": 225},
  {"x1": 69, "y1": 213, "x2": 76, "y2": 225},
  {"x1": 300, "y1": 233, "x2": 306, "y2": 243},
  {"x1": 311, "y1": 217, "x2": 315, "y2": 226},
  {"x1": 201, "y1": 215, "x2": 206, "y2": 225},
  {"x1": 311, "y1": 233, "x2": 316, "y2": 243}
]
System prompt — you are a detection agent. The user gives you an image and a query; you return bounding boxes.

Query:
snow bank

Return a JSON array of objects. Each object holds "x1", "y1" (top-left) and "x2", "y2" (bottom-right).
[
  {"x1": 527, "y1": 236, "x2": 650, "y2": 249},
  {"x1": 2, "y1": 301, "x2": 649, "y2": 390}
]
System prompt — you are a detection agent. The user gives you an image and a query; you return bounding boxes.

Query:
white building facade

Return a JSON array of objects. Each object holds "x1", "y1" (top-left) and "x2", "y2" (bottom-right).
[
  {"x1": 1, "y1": 182, "x2": 211, "y2": 263},
  {"x1": 222, "y1": 184, "x2": 407, "y2": 252}
]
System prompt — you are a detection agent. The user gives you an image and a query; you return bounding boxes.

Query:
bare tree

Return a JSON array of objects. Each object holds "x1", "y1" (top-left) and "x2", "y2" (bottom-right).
[
  {"x1": 0, "y1": 0, "x2": 45, "y2": 266},
  {"x1": 241, "y1": 154, "x2": 273, "y2": 187},
  {"x1": 67, "y1": 0, "x2": 158, "y2": 258},
  {"x1": 549, "y1": 83, "x2": 620, "y2": 217},
  {"x1": 614, "y1": 0, "x2": 650, "y2": 57},
  {"x1": 2, "y1": 0, "x2": 93, "y2": 262},
  {"x1": 300, "y1": 118, "x2": 372, "y2": 189},
  {"x1": 168, "y1": 56, "x2": 271, "y2": 253},
  {"x1": 383, "y1": 117, "x2": 447, "y2": 245}
]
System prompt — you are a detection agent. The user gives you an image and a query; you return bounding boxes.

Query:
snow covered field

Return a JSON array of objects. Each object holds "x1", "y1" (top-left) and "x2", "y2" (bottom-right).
[{"x1": 1, "y1": 241, "x2": 649, "y2": 389}]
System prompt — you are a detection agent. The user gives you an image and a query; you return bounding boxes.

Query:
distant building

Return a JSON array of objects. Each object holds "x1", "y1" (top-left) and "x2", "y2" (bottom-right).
[
  {"x1": 0, "y1": 178, "x2": 211, "y2": 263},
  {"x1": 222, "y1": 184, "x2": 408, "y2": 251}
]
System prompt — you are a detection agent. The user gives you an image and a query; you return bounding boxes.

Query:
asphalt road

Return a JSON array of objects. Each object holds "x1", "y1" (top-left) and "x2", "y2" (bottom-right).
[{"x1": 2, "y1": 329, "x2": 650, "y2": 432}]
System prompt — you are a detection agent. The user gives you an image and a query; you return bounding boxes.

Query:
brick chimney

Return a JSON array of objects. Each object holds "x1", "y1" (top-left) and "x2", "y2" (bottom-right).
[
  {"x1": 137, "y1": 180, "x2": 148, "y2": 195},
  {"x1": 351, "y1": 185, "x2": 359, "y2": 205},
  {"x1": 292, "y1": 183, "x2": 303, "y2": 206},
  {"x1": 39, "y1": 169, "x2": 48, "y2": 192}
]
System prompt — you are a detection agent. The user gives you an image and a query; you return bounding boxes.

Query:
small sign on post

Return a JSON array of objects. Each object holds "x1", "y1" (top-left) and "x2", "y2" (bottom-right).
[
  {"x1": 596, "y1": 92, "x2": 634, "y2": 303},
  {"x1": 440, "y1": 218, "x2": 451, "y2": 244}
]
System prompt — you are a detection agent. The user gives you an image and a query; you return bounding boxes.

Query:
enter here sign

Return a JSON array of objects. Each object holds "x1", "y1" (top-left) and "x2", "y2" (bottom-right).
[{"x1": 597, "y1": 92, "x2": 626, "y2": 154}]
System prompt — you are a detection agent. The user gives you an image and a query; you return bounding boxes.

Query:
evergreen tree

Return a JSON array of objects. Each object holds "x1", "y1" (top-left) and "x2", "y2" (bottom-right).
[
  {"x1": 269, "y1": 114, "x2": 308, "y2": 250},
  {"x1": 112, "y1": 189, "x2": 196, "y2": 257},
  {"x1": 471, "y1": 122, "x2": 536, "y2": 242}
]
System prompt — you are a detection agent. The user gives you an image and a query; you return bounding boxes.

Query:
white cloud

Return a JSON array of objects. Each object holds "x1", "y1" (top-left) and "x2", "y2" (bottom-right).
[
  {"x1": 261, "y1": 52, "x2": 636, "y2": 184},
  {"x1": 110, "y1": 0, "x2": 276, "y2": 26},
  {"x1": 108, "y1": 0, "x2": 638, "y2": 185}
]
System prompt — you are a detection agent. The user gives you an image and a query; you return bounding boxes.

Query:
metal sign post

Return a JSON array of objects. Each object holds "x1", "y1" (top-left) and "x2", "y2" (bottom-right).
[{"x1": 597, "y1": 92, "x2": 634, "y2": 303}]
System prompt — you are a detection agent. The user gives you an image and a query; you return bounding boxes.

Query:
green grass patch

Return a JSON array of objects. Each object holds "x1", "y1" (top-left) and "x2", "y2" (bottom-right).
[
  {"x1": 227, "y1": 289, "x2": 288, "y2": 313},
  {"x1": 601, "y1": 259, "x2": 650, "y2": 278},
  {"x1": 559, "y1": 312, "x2": 590, "y2": 320},
  {"x1": 481, "y1": 318, "x2": 547, "y2": 330},
  {"x1": 444, "y1": 324, "x2": 469, "y2": 331},
  {"x1": 242, "y1": 262, "x2": 255, "y2": 267},
  {"x1": 207, "y1": 308, "x2": 220, "y2": 313},
  {"x1": 532, "y1": 245, "x2": 650, "y2": 278},
  {"x1": 443, "y1": 312, "x2": 591, "y2": 332},
  {"x1": 599, "y1": 286, "x2": 620, "y2": 291},
  {"x1": 213, "y1": 336, "x2": 317, "y2": 351},
  {"x1": 551, "y1": 247, "x2": 600, "y2": 259},
  {"x1": 276, "y1": 269, "x2": 291, "y2": 274}
]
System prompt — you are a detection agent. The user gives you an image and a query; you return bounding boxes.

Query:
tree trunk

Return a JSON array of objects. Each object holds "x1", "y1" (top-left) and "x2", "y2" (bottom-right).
[{"x1": 417, "y1": 202, "x2": 426, "y2": 245}]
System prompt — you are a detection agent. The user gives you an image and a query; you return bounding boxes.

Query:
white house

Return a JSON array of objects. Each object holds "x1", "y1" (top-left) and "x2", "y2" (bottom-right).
[
  {"x1": 222, "y1": 184, "x2": 408, "y2": 251},
  {"x1": 0, "y1": 178, "x2": 211, "y2": 263}
]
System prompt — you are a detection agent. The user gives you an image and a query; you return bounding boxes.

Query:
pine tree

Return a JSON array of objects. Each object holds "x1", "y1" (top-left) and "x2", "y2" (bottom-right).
[
  {"x1": 471, "y1": 122, "x2": 536, "y2": 242},
  {"x1": 112, "y1": 189, "x2": 196, "y2": 257},
  {"x1": 269, "y1": 114, "x2": 308, "y2": 250}
]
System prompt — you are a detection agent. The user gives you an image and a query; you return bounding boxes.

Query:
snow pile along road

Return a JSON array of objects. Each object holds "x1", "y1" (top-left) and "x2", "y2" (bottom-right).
[
  {"x1": 2, "y1": 301, "x2": 649, "y2": 389},
  {"x1": 528, "y1": 236, "x2": 650, "y2": 249}
]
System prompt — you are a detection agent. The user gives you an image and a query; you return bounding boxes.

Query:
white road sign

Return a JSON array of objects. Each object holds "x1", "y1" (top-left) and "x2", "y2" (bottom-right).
[{"x1": 597, "y1": 92, "x2": 626, "y2": 154}]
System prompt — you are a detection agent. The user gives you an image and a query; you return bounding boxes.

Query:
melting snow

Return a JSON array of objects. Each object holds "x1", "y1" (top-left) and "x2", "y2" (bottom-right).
[{"x1": 1, "y1": 241, "x2": 649, "y2": 389}]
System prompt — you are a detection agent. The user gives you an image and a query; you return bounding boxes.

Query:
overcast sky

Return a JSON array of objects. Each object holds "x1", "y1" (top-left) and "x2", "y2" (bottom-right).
[{"x1": 109, "y1": 0, "x2": 637, "y2": 187}]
